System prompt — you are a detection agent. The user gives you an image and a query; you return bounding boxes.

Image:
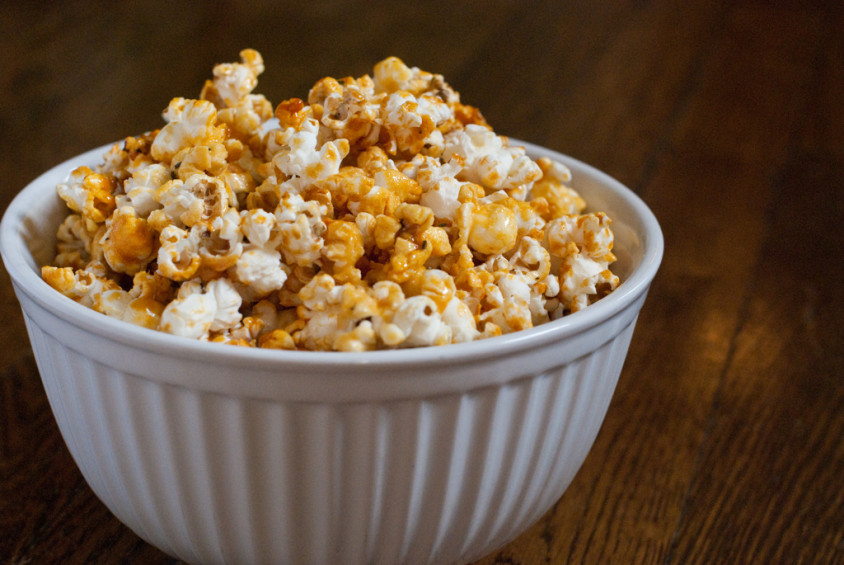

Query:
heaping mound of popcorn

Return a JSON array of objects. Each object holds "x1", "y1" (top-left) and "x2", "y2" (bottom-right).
[{"x1": 41, "y1": 49, "x2": 620, "y2": 351}]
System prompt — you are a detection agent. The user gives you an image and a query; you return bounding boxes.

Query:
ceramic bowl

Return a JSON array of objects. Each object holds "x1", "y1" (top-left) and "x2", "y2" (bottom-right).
[{"x1": 0, "y1": 141, "x2": 662, "y2": 565}]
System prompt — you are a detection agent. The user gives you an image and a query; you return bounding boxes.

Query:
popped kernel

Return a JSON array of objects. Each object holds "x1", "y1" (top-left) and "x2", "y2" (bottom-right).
[
  {"x1": 43, "y1": 51, "x2": 620, "y2": 350},
  {"x1": 465, "y1": 202, "x2": 519, "y2": 255},
  {"x1": 151, "y1": 98, "x2": 225, "y2": 163},
  {"x1": 102, "y1": 206, "x2": 156, "y2": 275}
]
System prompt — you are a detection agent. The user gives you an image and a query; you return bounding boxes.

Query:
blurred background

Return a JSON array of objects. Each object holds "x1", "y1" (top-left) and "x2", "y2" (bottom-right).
[
  {"x1": 2, "y1": 1, "x2": 843, "y2": 563},
  {"x1": 0, "y1": 0, "x2": 683, "y2": 201}
]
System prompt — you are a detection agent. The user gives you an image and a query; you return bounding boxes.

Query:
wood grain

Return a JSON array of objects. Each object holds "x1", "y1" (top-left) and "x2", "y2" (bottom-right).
[{"x1": 1, "y1": 1, "x2": 842, "y2": 563}]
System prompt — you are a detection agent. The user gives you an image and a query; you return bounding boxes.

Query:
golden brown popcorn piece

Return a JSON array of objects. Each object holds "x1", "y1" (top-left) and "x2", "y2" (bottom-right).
[
  {"x1": 457, "y1": 182, "x2": 485, "y2": 204},
  {"x1": 57, "y1": 167, "x2": 117, "y2": 227},
  {"x1": 419, "y1": 225, "x2": 452, "y2": 258},
  {"x1": 41, "y1": 264, "x2": 121, "y2": 308},
  {"x1": 380, "y1": 168, "x2": 423, "y2": 204},
  {"x1": 320, "y1": 80, "x2": 381, "y2": 151},
  {"x1": 41, "y1": 265, "x2": 78, "y2": 297},
  {"x1": 395, "y1": 203, "x2": 434, "y2": 237},
  {"x1": 131, "y1": 297, "x2": 166, "y2": 328},
  {"x1": 373, "y1": 56, "x2": 435, "y2": 96},
  {"x1": 373, "y1": 214, "x2": 401, "y2": 251},
  {"x1": 382, "y1": 236, "x2": 432, "y2": 287},
  {"x1": 102, "y1": 207, "x2": 156, "y2": 275},
  {"x1": 258, "y1": 329, "x2": 297, "y2": 350},
  {"x1": 453, "y1": 103, "x2": 489, "y2": 128},
  {"x1": 356, "y1": 146, "x2": 391, "y2": 175},
  {"x1": 84, "y1": 173, "x2": 117, "y2": 223},
  {"x1": 313, "y1": 166, "x2": 375, "y2": 213},
  {"x1": 308, "y1": 77, "x2": 344, "y2": 106},
  {"x1": 200, "y1": 48, "x2": 265, "y2": 109},
  {"x1": 530, "y1": 157, "x2": 586, "y2": 220},
  {"x1": 464, "y1": 202, "x2": 519, "y2": 256},
  {"x1": 172, "y1": 143, "x2": 229, "y2": 180},
  {"x1": 321, "y1": 220, "x2": 365, "y2": 283},
  {"x1": 276, "y1": 98, "x2": 310, "y2": 130},
  {"x1": 217, "y1": 95, "x2": 274, "y2": 145}
]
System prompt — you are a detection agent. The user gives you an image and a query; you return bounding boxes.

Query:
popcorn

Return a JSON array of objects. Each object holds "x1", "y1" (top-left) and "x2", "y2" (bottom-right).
[
  {"x1": 202, "y1": 48, "x2": 265, "y2": 109},
  {"x1": 317, "y1": 80, "x2": 381, "y2": 149},
  {"x1": 159, "y1": 281, "x2": 219, "y2": 339},
  {"x1": 546, "y1": 212, "x2": 620, "y2": 312},
  {"x1": 42, "y1": 51, "x2": 620, "y2": 350},
  {"x1": 199, "y1": 209, "x2": 244, "y2": 274},
  {"x1": 416, "y1": 157, "x2": 467, "y2": 221},
  {"x1": 391, "y1": 295, "x2": 451, "y2": 347},
  {"x1": 233, "y1": 246, "x2": 289, "y2": 299},
  {"x1": 530, "y1": 157, "x2": 585, "y2": 220},
  {"x1": 158, "y1": 278, "x2": 244, "y2": 339},
  {"x1": 269, "y1": 118, "x2": 349, "y2": 189},
  {"x1": 57, "y1": 166, "x2": 117, "y2": 228},
  {"x1": 119, "y1": 163, "x2": 170, "y2": 217},
  {"x1": 443, "y1": 125, "x2": 542, "y2": 192},
  {"x1": 101, "y1": 206, "x2": 156, "y2": 275},
  {"x1": 42, "y1": 261, "x2": 119, "y2": 308},
  {"x1": 464, "y1": 201, "x2": 519, "y2": 256},
  {"x1": 155, "y1": 173, "x2": 230, "y2": 229},
  {"x1": 53, "y1": 213, "x2": 98, "y2": 269},
  {"x1": 151, "y1": 98, "x2": 225, "y2": 163},
  {"x1": 157, "y1": 225, "x2": 201, "y2": 281}
]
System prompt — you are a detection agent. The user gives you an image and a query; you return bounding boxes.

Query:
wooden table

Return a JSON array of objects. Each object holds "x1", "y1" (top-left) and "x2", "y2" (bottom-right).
[{"x1": 2, "y1": 1, "x2": 842, "y2": 563}]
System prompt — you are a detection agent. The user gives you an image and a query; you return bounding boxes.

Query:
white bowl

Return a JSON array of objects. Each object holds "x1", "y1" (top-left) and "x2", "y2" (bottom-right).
[{"x1": 1, "y1": 141, "x2": 662, "y2": 565}]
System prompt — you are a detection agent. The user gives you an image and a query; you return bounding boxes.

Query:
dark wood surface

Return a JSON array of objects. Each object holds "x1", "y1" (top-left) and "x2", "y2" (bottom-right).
[{"x1": 2, "y1": 1, "x2": 843, "y2": 563}]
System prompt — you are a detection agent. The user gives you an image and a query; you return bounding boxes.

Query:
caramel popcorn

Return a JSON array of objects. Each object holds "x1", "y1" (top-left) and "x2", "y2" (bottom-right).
[{"x1": 42, "y1": 49, "x2": 620, "y2": 351}]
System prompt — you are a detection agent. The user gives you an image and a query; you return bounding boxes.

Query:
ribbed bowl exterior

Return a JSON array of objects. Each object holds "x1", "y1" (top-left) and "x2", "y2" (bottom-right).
[
  {"x1": 2, "y1": 141, "x2": 662, "y2": 565},
  {"x1": 23, "y1": 306, "x2": 635, "y2": 565}
]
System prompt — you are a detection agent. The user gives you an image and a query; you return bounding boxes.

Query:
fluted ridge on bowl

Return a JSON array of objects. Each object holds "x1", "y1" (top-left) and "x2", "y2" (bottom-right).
[{"x1": 25, "y1": 313, "x2": 636, "y2": 565}]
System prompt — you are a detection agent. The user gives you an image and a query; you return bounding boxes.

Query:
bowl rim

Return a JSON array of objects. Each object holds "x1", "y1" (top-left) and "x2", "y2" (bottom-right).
[{"x1": 1, "y1": 140, "x2": 663, "y2": 370}]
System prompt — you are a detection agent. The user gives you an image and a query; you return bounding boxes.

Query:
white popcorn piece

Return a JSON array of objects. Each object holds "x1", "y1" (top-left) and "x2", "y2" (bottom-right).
[
  {"x1": 160, "y1": 286, "x2": 217, "y2": 339},
  {"x1": 416, "y1": 157, "x2": 467, "y2": 221},
  {"x1": 296, "y1": 274, "x2": 347, "y2": 350},
  {"x1": 207, "y1": 278, "x2": 243, "y2": 332},
  {"x1": 53, "y1": 213, "x2": 95, "y2": 267},
  {"x1": 444, "y1": 125, "x2": 542, "y2": 192},
  {"x1": 441, "y1": 297, "x2": 480, "y2": 343},
  {"x1": 209, "y1": 49, "x2": 264, "y2": 108},
  {"x1": 241, "y1": 208, "x2": 277, "y2": 247},
  {"x1": 546, "y1": 213, "x2": 620, "y2": 312},
  {"x1": 56, "y1": 167, "x2": 91, "y2": 215},
  {"x1": 119, "y1": 163, "x2": 169, "y2": 217},
  {"x1": 391, "y1": 295, "x2": 451, "y2": 347},
  {"x1": 269, "y1": 118, "x2": 349, "y2": 190},
  {"x1": 151, "y1": 98, "x2": 222, "y2": 163},
  {"x1": 234, "y1": 246, "x2": 289, "y2": 299},
  {"x1": 156, "y1": 173, "x2": 229, "y2": 228},
  {"x1": 381, "y1": 91, "x2": 451, "y2": 155},
  {"x1": 157, "y1": 225, "x2": 201, "y2": 281},
  {"x1": 274, "y1": 192, "x2": 326, "y2": 267},
  {"x1": 159, "y1": 278, "x2": 243, "y2": 339}
]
